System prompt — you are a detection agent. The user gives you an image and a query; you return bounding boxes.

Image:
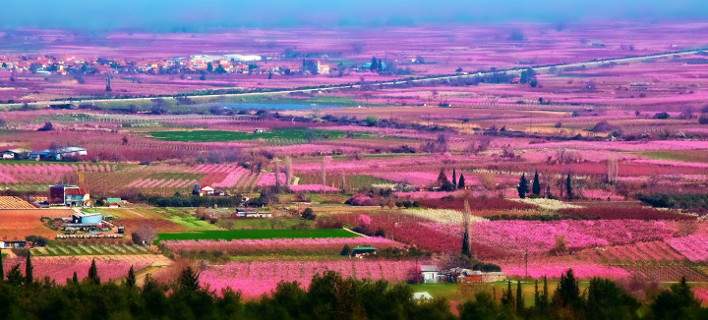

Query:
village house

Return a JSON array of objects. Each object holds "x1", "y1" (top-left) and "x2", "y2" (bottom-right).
[
  {"x1": 200, "y1": 186, "x2": 215, "y2": 196},
  {"x1": 30, "y1": 146, "x2": 87, "y2": 161},
  {"x1": 49, "y1": 184, "x2": 91, "y2": 207},
  {"x1": 420, "y1": 265, "x2": 441, "y2": 284},
  {"x1": 0, "y1": 240, "x2": 27, "y2": 249}
]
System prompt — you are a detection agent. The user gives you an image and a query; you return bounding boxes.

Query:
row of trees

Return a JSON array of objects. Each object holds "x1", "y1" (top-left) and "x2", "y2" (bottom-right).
[
  {"x1": 437, "y1": 168, "x2": 467, "y2": 191},
  {"x1": 518, "y1": 171, "x2": 575, "y2": 200},
  {"x1": 0, "y1": 253, "x2": 704, "y2": 320},
  {"x1": 461, "y1": 270, "x2": 705, "y2": 320}
]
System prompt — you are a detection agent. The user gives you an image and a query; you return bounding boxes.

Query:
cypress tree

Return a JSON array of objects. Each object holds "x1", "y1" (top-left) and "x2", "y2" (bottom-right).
[
  {"x1": 532, "y1": 171, "x2": 541, "y2": 197},
  {"x1": 461, "y1": 200, "x2": 473, "y2": 259},
  {"x1": 555, "y1": 269, "x2": 580, "y2": 308},
  {"x1": 126, "y1": 266, "x2": 136, "y2": 288},
  {"x1": 517, "y1": 173, "x2": 529, "y2": 199},
  {"x1": 461, "y1": 229, "x2": 471, "y2": 258},
  {"x1": 452, "y1": 169, "x2": 458, "y2": 189},
  {"x1": 458, "y1": 173, "x2": 466, "y2": 189},
  {"x1": 516, "y1": 280, "x2": 524, "y2": 312},
  {"x1": 501, "y1": 280, "x2": 515, "y2": 307},
  {"x1": 25, "y1": 252, "x2": 33, "y2": 284},
  {"x1": 436, "y1": 168, "x2": 449, "y2": 187},
  {"x1": 534, "y1": 280, "x2": 540, "y2": 308},
  {"x1": 542, "y1": 276, "x2": 549, "y2": 309},
  {"x1": 566, "y1": 174, "x2": 574, "y2": 200},
  {"x1": 7, "y1": 264, "x2": 23, "y2": 286},
  {"x1": 88, "y1": 259, "x2": 100, "y2": 284},
  {"x1": 72, "y1": 271, "x2": 79, "y2": 286}
]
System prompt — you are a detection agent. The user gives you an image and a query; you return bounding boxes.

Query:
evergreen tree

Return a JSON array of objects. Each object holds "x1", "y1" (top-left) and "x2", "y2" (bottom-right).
[
  {"x1": 126, "y1": 266, "x2": 136, "y2": 288},
  {"x1": 542, "y1": 276, "x2": 549, "y2": 309},
  {"x1": 461, "y1": 229, "x2": 471, "y2": 258},
  {"x1": 458, "y1": 173, "x2": 466, "y2": 189},
  {"x1": 370, "y1": 57, "x2": 380, "y2": 72},
  {"x1": 650, "y1": 277, "x2": 702, "y2": 320},
  {"x1": 178, "y1": 266, "x2": 200, "y2": 292},
  {"x1": 7, "y1": 264, "x2": 23, "y2": 286},
  {"x1": 516, "y1": 280, "x2": 524, "y2": 313},
  {"x1": 340, "y1": 245, "x2": 351, "y2": 257},
  {"x1": 461, "y1": 200, "x2": 473, "y2": 259},
  {"x1": 532, "y1": 171, "x2": 541, "y2": 197},
  {"x1": 71, "y1": 271, "x2": 79, "y2": 285},
  {"x1": 501, "y1": 280, "x2": 515, "y2": 308},
  {"x1": 517, "y1": 173, "x2": 529, "y2": 199},
  {"x1": 460, "y1": 292, "x2": 499, "y2": 320},
  {"x1": 0, "y1": 249, "x2": 3, "y2": 281},
  {"x1": 585, "y1": 278, "x2": 640, "y2": 320},
  {"x1": 88, "y1": 259, "x2": 100, "y2": 284},
  {"x1": 25, "y1": 252, "x2": 33, "y2": 284},
  {"x1": 554, "y1": 269, "x2": 580, "y2": 308},
  {"x1": 437, "y1": 168, "x2": 455, "y2": 191},
  {"x1": 566, "y1": 174, "x2": 574, "y2": 200},
  {"x1": 452, "y1": 169, "x2": 458, "y2": 190},
  {"x1": 534, "y1": 280, "x2": 540, "y2": 308}
]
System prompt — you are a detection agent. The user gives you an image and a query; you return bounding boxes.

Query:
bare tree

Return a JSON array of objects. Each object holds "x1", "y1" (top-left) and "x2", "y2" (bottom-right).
[
  {"x1": 132, "y1": 225, "x2": 156, "y2": 245},
  {"x1": 321, "y1": 156, "x2": 328, "y2": 186},
  {"x1": 284, "y1": 156, "x2": 293, "y2": 186},
  {"x1": 606, "y1": 158, "x2": 619, "y2": 184}
]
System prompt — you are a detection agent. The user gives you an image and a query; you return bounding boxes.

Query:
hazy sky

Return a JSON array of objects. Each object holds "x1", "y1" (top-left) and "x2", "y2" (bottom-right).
[{"x1": 1, "y1": 0, "x2": 706, "y2": 31}]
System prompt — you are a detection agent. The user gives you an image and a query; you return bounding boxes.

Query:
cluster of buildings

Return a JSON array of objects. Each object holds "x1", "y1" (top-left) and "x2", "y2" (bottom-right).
[
  {"x1": 1, "y1": 146, "x2": 87, "y2": 161},
  {"x1": 55, "y1": 210, "x2": 125, "y2": 240},
  {"x1": 0, "y1": 52, "x2": 341, "y2": 79},
  {"x1": 419, "y1": 265, "x2": 506, "y2": 284}
]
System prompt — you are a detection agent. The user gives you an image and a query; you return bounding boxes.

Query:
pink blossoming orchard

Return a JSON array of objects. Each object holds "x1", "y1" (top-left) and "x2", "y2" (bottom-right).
[{"x1": 0, "y1": 21, "x2": 706, "y2": 308}]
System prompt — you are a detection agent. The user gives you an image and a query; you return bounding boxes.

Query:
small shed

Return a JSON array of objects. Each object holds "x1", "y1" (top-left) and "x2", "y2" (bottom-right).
[{"x1": 420, "y1": 265, "x2": 440, "y2": 284}]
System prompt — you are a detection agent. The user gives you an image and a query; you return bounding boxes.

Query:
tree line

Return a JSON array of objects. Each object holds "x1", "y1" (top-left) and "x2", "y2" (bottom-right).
[{"x1": 0, "y1": 251, "x2": 705, "y2": 320}]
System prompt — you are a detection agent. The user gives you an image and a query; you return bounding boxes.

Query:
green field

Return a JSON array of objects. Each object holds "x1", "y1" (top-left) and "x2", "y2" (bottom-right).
[
  {"x1": 639, "y1": 150, "x2": 708, "y2": 163},
  {"x1": 157, "y1": 228, "x2": 357, "y2": 241},
  {"x1": 149, "y1": 128, "x2": 352, "y2": 143}
]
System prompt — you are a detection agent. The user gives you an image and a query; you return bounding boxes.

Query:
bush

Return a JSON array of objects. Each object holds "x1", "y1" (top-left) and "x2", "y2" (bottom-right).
[
  {"x1": 37, "y1": 122, "x2": 54, "y2": 131},
  {"x1": 699, "y1": 113, "x2": 708, "y2": 125},
  {"x1": 639, "y1": 193, "x2": 708, "y2": 212},
  {"x1": 25, "y1": 235, "x2": 49, "y2": 247},
  {"x1": 340, "y1": 245, "x2": 351, "y2": 256},
  {"x1": 653, "y1": 112, "x2": 670, "y2": 119},
  {"x1": 301, "y1": 208, "x2": 316, "y2": 220},
  {"x1": 472, "y1": 263, "x2": 501, "y2": 272}
]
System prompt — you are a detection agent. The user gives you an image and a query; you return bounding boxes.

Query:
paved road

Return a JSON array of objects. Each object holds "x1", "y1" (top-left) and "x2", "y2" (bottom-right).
[{"x1": 0, "y1": 48, "x2": 703, "y2": 109}]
